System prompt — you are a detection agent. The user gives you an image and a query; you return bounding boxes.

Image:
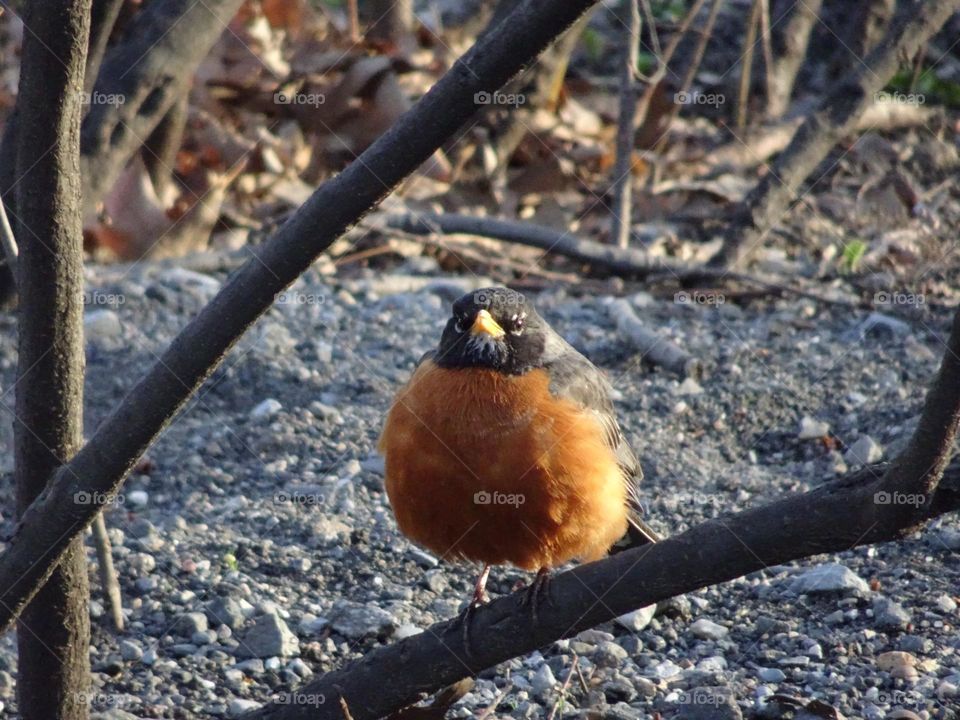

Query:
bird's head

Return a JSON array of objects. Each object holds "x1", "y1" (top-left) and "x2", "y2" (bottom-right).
[{"x1": 434, "y1": 287, "x2": 548, "y2": 374}]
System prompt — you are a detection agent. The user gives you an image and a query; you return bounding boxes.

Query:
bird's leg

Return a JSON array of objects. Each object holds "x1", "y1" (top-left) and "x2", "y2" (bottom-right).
[
  {"x1": 457, "y1": 564, "x2": 490, "y2": 661},
  {"x1": 520, "y1": 567, "x2": 551, "y2": 625},
  {"x1": 471, "y1": 563, "x2": 491, "y2": 605}
]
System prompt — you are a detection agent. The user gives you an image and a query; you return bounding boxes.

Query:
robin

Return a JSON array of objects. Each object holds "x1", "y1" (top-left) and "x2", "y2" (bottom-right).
[{"x1": 379, "y1": 287, "x2": 658, "y2": 612}]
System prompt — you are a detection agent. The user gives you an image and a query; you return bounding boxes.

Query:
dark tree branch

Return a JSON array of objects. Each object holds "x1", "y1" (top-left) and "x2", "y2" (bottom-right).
[
  {"x1": 80, "y1": 0, "x2": 245, "y2": 215},
  {"x1": 12, "y1": 1, "x2": 93, "y2": 717},
  {"x1": 0, "y1": 0, "x2": 603, "y2": 637},
  {"x1": 713, "y1": 0, "x2": 960, "y2": 269},
  {"x1": 242, "y1": 454, "x2": 960, "y2": 720},
  {"x1": 880, "y1": 309, "x2": 960, "y2": 508},
  {"x1": 609, "y1": 0, "x2": 642, "y2": 249},
  {"x1": 84, "y1": 0, "x2": 126, "y2": 95},
  {"x1": 386, "y1": 212, "x2": 693, "y2": 276}
]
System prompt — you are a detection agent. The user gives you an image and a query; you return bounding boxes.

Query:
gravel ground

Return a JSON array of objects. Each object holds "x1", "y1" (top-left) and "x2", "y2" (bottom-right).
[{"x1": 0, "y1": 256, "x2": 958, "y2": 720}]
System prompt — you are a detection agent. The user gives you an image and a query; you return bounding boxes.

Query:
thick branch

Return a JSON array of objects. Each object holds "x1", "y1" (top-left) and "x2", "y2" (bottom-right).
[
  {"x1": 0, "y1": 0, "x2": 603, "y2": 637},
  {"x1": 881, "y1": 308, "x2": 960, "y2": 505},
  {"x1": 243, "y1": 458, "x2": 960, "y2": 720},
  {"x1": 80, "y1": 0, "x2": 245, "y2": 214},
  {"x1": 13, "y1": 1, "x2": 93, "y2": 717},
  {"x1": 713, "y1": 0, "x2": 960, "y2": 269}
]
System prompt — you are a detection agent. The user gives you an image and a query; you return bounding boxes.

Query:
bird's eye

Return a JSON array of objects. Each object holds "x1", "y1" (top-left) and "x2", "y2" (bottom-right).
[
  {"x1": 510, "y1": 315, "x2": 524, "y2": 335},
  {"x1": 454, "y1": 318, "x2": 465, "y2": 333}
]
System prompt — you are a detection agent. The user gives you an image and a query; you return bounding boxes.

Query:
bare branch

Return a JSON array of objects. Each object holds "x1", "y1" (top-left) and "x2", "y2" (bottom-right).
[
  {"x1": 714, "y1": 0, "x2": 960, "y2": 269},
  {"x1": 13, "y1": 1, "x2": 93, "y2": 716},
  {"x1": 243, "y1": 452, "x2": 960, "y2": 720}
]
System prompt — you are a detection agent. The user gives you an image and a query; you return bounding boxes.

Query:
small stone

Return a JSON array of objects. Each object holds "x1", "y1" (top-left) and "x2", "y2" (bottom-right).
[
  {"x1": 179, "y1": 612, "x2": 208, "y2": 636},
  {"x1": 887, "y1": 711, "x2": 921, "y2": 720},
  {"x1": 84, "y1": 309, "x2": 122, "y2": 341},
  {"x1": 119, "y1": 640, "x2": 143, "y2": 662},
  {"x1": 877, "y1": 650, "x2": 918, "y2": 681},
  {"x1": 873, "y1": 596, "x2": 911, "y2": 631},
  {"x1": 249, "y1": 398, "x2": 282, "y2": 421},
  {"x1": 393, "y1": 623, "x2": 422, "y2": 640},
  {"x1": 757, "y1": 667, "x2": 785, "y2": 683},
  {"x1": 778, "y1": 656, "x2": 810, "y2": 667},
  {"x1": 676, "y1": 377, "x2": 703, "y2": 396},
  {"x1": 531, "y1": 664, "x2": 556, "y2": 698},
  {"x1": 603, "y1": 677, "x2": 637, "y2": 703},
  {"x1": 935, "y1": 594, "x2": 957, "y2": 613},
  {"x1": 328, "y1": 600, "x2": 395, "y2": 639},
  {"x1": 594, "y1": 640, "x2": 629, "y2": 667},
  {"x1": 616, "y1": 605, "x2": 656, "y2": 632},
  {"x1": 788, "y1": 563, "x2": 871, "y2": 597},
  {"x1": 236, "y1": 613, "x2": 300, "y2": 658},
  {"x1": 635, "y1": 677, "x2": 657, "y2": 697},
  {"x1": 676, "y1": 686, "x2": 741, "y2": 720},
  {"x1": 650, "y1": 659, "x2": 683, "y2": 680},
  {"x1": 205, "y1": 596, "x2": 247, "y2": 630},
  {"x1": 844, "y1": 435, "x2": 883, "y2": 465},
  {"x1": 798, "y1": 416, "x2": 830, "y2": 440},
  {"x1": 690, "y1": 618, "x2": 728, "y2": 641},
  {"x1": 227, "y1": 698, "x2": 261, "y2": 717},
  {"x1": 126, "y1": 490, "x2": 149, "y2": 508}
]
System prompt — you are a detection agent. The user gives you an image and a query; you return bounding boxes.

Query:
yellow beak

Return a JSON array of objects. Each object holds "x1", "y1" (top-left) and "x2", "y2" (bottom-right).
[{"x1": 470, "y1": 309, "x2": 505, "y2": 339}]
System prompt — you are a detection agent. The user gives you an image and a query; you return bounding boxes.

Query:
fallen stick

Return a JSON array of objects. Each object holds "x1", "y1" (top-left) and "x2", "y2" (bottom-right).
[
  {"x1": 385, "y1": 212, "x2": 692, "y2": 276},
  {"x1": 609, "y1": 298, "x2": 703, "y2": 377}
]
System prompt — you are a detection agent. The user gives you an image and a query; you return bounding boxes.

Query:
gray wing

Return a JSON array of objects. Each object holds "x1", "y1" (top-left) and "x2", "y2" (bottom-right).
[{"x1": 543, "y1": 342, "x2": 659, "y2": 546}]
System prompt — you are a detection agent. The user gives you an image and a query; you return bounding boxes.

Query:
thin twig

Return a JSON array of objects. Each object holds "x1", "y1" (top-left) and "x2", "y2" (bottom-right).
[
  {"x1": 655, "y1": 0, "x2": 723, "y2": 145},
  {"x1": 737, "y1": 0, "x2": 762, "y2": 129},
  {"x1": 610, "y1": 0, "x2": 643, "y2": 248},
  {"x1": 546, "y1": 656, "x2": 579, "y2": 720},
  {"x1": 91, "y1": 513, "x2": 124, "y2": 631},
  {"x1": 759, "y1": 0, "x2": 775, "y2": 109},
  {"x1": 0, "y1": 195, "x2": 17, "y2": 276}
]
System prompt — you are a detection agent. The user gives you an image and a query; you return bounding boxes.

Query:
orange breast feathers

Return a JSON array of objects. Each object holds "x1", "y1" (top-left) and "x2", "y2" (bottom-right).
[{"x1": 379, "y1": 359, "x2": 629, "y2": 571}]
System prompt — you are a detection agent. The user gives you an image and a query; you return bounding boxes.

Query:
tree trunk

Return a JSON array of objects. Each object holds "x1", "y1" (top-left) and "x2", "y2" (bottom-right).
[
  {"x1": 13, "y1": 1, "x2": 92, "y2": 718},
  {"x1": 365, "y1": 0, "x2": 414, "y2": 47},
  {"x1": 766, "y1": 0, "x2": 823, "y2": 119}
]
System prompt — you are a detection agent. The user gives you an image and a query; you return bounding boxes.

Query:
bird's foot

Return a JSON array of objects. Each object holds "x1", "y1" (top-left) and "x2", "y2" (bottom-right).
[
  {"x1": 519, "y1": 567, "x2": 551, "y2": 625},
  {"x1": 456, "y1": 564, "x2": 491, "y2": 661}
]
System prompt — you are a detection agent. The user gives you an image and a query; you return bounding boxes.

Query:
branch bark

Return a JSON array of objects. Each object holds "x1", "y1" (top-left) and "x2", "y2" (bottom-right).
[
  {"x1": 765, "y1": 0, "x2": 822, "y2": 119},
  {"x1": 609, "y1": 0, "x2": 642, "y2": 248},
  {"x1": 242, "y1": 454, "x2": 960, "y2": 720},
  {"x1": 713, "y1": 0, "x2": 960, "y2": 270},
  {"x1": 385, "y1": 211, "x2": 693, "y2": 276},
  {"x1": 12, "y1": 1, "x2": 93, "y2": 718},
  {"x1": 79, "y1": 0, "x2": 245, "y2": 215},
  {"x1": 0, "y1": 0, "x2": 604, "y2": 638}
]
